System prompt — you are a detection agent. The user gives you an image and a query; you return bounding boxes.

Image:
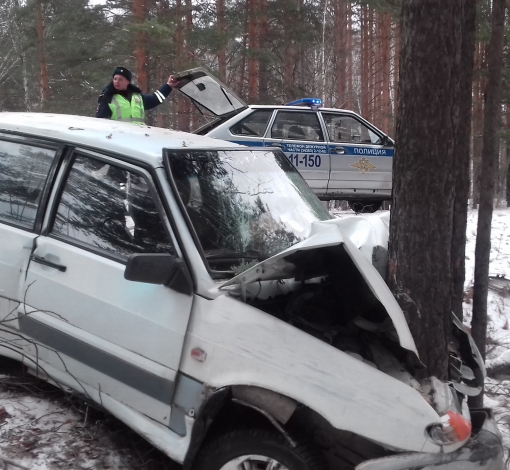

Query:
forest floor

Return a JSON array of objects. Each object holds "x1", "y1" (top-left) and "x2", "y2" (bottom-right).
[{"x1": 0, "y1": 207, "x2": 509, "y2": 469}]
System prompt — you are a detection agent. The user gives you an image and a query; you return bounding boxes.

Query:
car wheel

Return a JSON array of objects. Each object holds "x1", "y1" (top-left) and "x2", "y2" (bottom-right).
[
  {"x1": 191, "y1": 428, "x2": 327, "y2": 470},
  {"x1": 348, "y1": 200, "x2": 382, "y2": 213}
]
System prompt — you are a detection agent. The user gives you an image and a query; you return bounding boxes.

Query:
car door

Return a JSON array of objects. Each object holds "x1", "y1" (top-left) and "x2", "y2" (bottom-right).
[
  {"x1": 19, "y1": 149, "x2": 193, "y2": 426},
  {"x1": 321, "y1": 112, "x2": 394, "y2": 198},
  {"x1": 263, "y1": 110, "x2": 330, "y2": 197},
  {"x1": 0, "y1": 137, "x2": 60, "y2": 349}
]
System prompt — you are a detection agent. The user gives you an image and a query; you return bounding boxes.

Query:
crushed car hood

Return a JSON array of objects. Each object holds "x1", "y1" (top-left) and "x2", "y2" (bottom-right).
[
  {"x1": 221, "y1": 214, "x2": 419, "y2": 357},
  {"x1": 221, "y1": 212, "x2": 486, "y2": 394}
]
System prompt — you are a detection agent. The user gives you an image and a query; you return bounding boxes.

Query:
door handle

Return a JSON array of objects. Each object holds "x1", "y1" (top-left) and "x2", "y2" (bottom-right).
[
  {"x1": 331, "y1": 147, "x2": 346, "y2": 155},
  {"x1": 270, "y1": 143, "x2": 283, "y2": 148},
  {"x1": 30, "y1": 255, "x2": 67, "y2": 272}
]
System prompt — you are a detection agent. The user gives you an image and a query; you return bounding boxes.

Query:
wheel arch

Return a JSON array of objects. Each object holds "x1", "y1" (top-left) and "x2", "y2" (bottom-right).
[{"x1": 183, "y1": 385, "x2": 301, "y2": 469}]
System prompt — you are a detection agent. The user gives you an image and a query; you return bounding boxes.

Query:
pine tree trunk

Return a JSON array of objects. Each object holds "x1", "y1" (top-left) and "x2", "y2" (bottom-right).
[
  {"x1": 361, "y1": 5, "x2": 369, "y2": 118},
  {"x1": 471, "y1": 43, "x2": 484, "y2": 208},
  {"x1": 36, "y1": 0, "x2": 49, "y2": 105},
  {"x1": 334, "y1": 0, "x2": 346, "y2": 107},
  {"x1": 392, "y1": 21, "x2": 400, "y2": 134},
  {"x1": 247, "y1": 0, "x2": 258, "y2": 102},
  {"x1": 238, "y1": 12, "x2": 248, "y2": 97},
  {"x1": 506, "y1": 105, "x2": 510, "y2": 207},
  {"x1": 381, "y1": 11, "x2": 391, "y2": 134},
  {"x1": 10, "y1": 0, "x2": 31, "y2": 111},
  {"x1": 388, "y1": 0, "x2": 476, "y2": 380},
  {"x1": 373, "y1": 11, "x2": 382, "y2": 128},
  {"x1": 451, "y1": 0, "x2": 476, "y2": 323},
  {"x1": 133, "y1": 0, "x2": 148, "y2": 92},
  {"x1": 258, "y1": 0, "x2": 269, "y2": 102},
  {"x1": 346, "y1": 1, "x2": 353, "y2": 109},
  {"x1": 368, "y1": 7, "x2": 375, "y2": 121},
  {"x1": 184, "y1": 0, "x2": 193, "y2": 130},
  {"x1": 471, "y1": 0, "x2": 506, "y2": 371},
  {"x1": 217, "y1": 0, "x2": 226, "y2": 82}
]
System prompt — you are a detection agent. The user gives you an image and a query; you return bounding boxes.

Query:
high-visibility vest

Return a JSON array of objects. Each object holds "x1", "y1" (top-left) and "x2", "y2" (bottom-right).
[{"x1": 109, "y1": 93, "x2": 145, "y2": 124}]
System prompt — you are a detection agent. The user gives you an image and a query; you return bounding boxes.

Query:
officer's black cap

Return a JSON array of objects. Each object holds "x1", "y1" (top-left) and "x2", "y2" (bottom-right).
[{"x1": 112, "y1": 67, "x2": 132, "y2": 82}]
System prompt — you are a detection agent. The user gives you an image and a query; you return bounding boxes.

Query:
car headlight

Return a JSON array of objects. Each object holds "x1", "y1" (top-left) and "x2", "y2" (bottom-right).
[{"x1": 424, "y1": 377, "x2": 472, "y2": 445}]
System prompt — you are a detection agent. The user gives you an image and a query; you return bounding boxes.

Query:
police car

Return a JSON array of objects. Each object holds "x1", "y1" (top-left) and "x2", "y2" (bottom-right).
[{"x1": 175, "y1": 68, "x2": 394, "y2": 212}]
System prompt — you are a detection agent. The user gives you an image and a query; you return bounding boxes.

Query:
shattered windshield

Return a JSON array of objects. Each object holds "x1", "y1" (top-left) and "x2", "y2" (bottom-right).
[{"x1": 165, "y1": 148, "x2": 331, "y2": 275}]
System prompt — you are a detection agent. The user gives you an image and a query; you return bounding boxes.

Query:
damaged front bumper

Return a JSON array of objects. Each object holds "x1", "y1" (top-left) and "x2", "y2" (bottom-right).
[{"x1": 357, "y1": 409, "x2": 504, "y2": 470}]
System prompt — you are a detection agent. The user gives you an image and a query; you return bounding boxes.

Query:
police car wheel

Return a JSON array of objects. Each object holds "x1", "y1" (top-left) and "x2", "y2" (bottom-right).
[
  {"x1": 348, "y1": 200, "x2": 382, "y2": 213},
  {"x1": 192, "y1": 428, "x2": 327, "y2": 470}
]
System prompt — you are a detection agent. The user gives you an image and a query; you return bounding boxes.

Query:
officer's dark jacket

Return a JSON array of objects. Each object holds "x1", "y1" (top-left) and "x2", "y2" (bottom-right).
[{"x1": 96, "y1": 82, "x2": 172, "y2": 119}]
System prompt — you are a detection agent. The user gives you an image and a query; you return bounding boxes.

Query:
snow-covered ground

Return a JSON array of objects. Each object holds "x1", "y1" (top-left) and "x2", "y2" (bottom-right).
[{"x1": 0, "y1": 208, "x2": 509, "y2": 469}]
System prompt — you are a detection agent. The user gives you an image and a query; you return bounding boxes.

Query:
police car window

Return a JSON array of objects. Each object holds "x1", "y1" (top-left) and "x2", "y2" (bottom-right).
[
  {"x1": 271, "y1": 111, "x2": 324, "y2": 141},
  {"x1": 230, "y1": 110, "x2": 272, "y2": 137},
  {"x1": 0, "y1": 140, "x2": 56, "y2": 229},
  {"x1": 322, "y1": 113, "x2": 382, "y2": 144},
  {"x1": 51, "y1": 155, "x2": 174, "y2": 259}
]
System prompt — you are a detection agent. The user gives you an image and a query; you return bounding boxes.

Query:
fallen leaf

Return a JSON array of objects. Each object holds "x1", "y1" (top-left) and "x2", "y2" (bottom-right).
[{"x1": 0, "y1": 406, "x2": 11, "y2": 424}]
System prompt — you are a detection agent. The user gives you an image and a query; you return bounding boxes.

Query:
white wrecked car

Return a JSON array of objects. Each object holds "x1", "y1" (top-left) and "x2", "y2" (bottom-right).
[{"x1": 0, "y1": 113, "x2": 503, "y2": 470}]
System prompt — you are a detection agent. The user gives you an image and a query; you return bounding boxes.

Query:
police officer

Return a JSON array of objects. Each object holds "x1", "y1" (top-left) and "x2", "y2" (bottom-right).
[{"x1": 96, "y1": 66, "x2": 181, "y2": 123}]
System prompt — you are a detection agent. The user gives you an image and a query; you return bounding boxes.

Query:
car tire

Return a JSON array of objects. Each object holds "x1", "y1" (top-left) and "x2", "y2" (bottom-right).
[
  {"x1": 348, "y1": 200, "x2": 382, "y2": 213},
  {"x1": 191, "y1": 428, "x2": 327, "y2": 470}
]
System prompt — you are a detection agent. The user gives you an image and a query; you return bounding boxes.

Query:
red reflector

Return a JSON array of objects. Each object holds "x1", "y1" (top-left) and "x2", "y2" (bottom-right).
[
  {"x1": 446, "y1": 411, "x2": 472, "y2": 441},
  {"x1": 191, "y1": 348, "x2": 207, "y2": 362}
]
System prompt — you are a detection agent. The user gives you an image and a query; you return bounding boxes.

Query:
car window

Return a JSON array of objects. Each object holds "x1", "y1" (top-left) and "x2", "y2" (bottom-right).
[
  {"x1": 322, "y1": 113, "x2": 382, "y2": 144},
  {"x1": 51, "y1": 154, "x2": 174, "y2": 259},
  {"x1": 270, "y1": 111, "x2": 324, "y2": 141},
  {"x1": 230, "y1": 110, "x2": 273, "y2": 137},
  {"x1": 0, "y1": 140, "x2": 56, "y2": 229}
]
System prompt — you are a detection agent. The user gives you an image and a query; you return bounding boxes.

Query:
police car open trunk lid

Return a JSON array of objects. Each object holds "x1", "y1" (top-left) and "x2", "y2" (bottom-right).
[{"x1": 173, "y1": 67, "x2": 247, "y2": 118}]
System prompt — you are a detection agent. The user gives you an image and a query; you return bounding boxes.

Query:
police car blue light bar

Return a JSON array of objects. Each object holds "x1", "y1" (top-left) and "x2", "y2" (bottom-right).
[{"x1": 285, "y1": 98, "x2": 322, "y2": 107}]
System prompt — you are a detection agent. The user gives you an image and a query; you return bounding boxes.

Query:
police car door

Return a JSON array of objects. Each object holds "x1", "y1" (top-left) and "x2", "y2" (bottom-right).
[
  {"x1": 321, "y1": 113, "x2": 394, "y2": 199},
  {"x1": 20, "y1": 150, "x2": 192, "y2": 427},
  {"x1": 264, "y1": 110, "x2": 330, "y2": 198}
]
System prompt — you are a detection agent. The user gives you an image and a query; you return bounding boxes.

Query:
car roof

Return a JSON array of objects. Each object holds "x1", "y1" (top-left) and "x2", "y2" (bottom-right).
[
  {"x1": 247, "y1": 104, "x2": 360, "y2": 115},
  {"x1": 0, "y1": 113, "x2": 239, "y2": 167}
]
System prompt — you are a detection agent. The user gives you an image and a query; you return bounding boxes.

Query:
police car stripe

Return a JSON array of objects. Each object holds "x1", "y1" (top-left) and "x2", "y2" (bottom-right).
[{"x1": 155, "y1": 90, "x2": 165, "y2": 103}]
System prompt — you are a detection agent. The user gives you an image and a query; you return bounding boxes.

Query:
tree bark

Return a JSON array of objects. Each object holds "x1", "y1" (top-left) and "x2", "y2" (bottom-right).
[
  {"x1": 346, "y1": 1, "x2": 353, "y2": 109},
  {"x1": 388, "y1": 0, "x2": 476, "y2": 380},
  {"x1": 361, "y1": 5, "x2": 369, "y2": 118},
  {"x1": 247, "y1": 0, "x2": 258, "y2": 102},
  {"x1": 392, "y1": 20, "x2": 400, "y2": 134},
  {"x1": 216, "y1": 0, "x2": 226, "y2": 82},
  {"x1": 258, "y1": 0, "x2": 269, "y2": 102},
  {"x1": 133, "y1": 0, "x2": 149, "y2": 92},
  {"x1": 506, "y1": 105, "x2": 510, "y2": 207},
  {"x1": 451, "y1": 0, "x2": 476, "y2": 323},
  {"x1": 36, "y1": 0, "x2": 49, "y2": 105},
  {"x1": 368, "y1": 7, "x2": 375, "y2": 122},
  {"x1": 334, "y1": 0, "x2": 346, "y2": 107},
  {"x1": 381, "y1": 11, "x2": 391, "y2": 134},
  {"x1": 471, "y1": 42, "x2": 485, "y2": 208},
  {"x1": 471, "y1": 0, "x2": 506, "y2": 379}
]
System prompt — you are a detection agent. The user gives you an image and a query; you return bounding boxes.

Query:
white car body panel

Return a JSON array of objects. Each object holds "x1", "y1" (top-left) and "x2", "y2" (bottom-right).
[
  {"x1": 181, "y1": 294, "x2": 440, "y2": 453},
  {"x1": 0, "y1": 224, "x2": 35, "y2": 328},
  {"x1": 0, "y1": 113, "x2": 239, "y2": 164}
]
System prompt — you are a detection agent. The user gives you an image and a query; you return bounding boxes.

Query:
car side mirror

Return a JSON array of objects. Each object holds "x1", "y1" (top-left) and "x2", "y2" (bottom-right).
[{"x1": 124, "y1": 253, "x2": 193, "y2": 296}]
